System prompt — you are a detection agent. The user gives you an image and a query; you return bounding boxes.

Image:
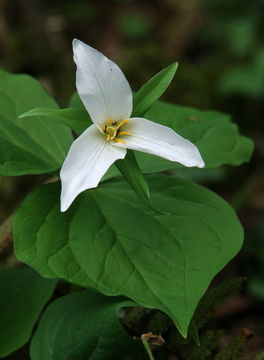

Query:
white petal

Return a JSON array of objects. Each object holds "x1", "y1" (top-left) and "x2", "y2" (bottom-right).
[
  {"x1": 73, "y1": 39, "x2": 133, "y2": 127},
  {"x1": 60, "y1": 125, "x2": 126, "y2": 212},
  {"x1": 113, "y1": 118, "x2": 205, "y2": 168}
]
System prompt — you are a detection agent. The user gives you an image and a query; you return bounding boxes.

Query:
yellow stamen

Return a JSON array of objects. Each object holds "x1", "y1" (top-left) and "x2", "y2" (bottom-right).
[
  {"x1": 116, "y1": 119, "x2": 129, "y2": 129},
  {"x1": 118, "y1": 131, "x2": 132, "y2": 136},
  {"x1": 114, "y1": 138, "x2": 125, "y2": 144},
  {"x1": 103, "y1": 119, "x2": 130, "y2": 142}
]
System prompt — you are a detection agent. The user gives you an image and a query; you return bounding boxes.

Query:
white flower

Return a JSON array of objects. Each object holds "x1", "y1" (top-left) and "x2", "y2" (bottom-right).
[{"x1": 60, "y1": 39, "x2": 205, "y2": 212}]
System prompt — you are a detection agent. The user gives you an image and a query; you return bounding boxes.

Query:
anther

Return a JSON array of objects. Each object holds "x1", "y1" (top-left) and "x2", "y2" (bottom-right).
[
  {"x1": 114, "y1": 138, "x2": 125, "y2": 144},
  {"x1": 118, "y1": 131, "x2": 132, "y2": 136},
  {"x1": 116, "y1": 119, "x2": 129, "y2": 130}
]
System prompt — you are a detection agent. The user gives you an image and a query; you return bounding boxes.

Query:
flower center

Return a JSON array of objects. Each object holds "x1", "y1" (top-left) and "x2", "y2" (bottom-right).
[{"x1": 103, "y1": 119, "x2": 131, "y2": 144}]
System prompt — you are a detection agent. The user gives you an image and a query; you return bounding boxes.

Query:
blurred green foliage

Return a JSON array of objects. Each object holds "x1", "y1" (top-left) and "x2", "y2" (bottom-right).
[{"x1": 1, "y1": 0, "x2": 263, "y2": 114}]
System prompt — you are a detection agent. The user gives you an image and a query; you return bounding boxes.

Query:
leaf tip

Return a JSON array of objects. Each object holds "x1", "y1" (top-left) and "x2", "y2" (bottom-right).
[
  {"x1": 18, "y1": 112, "x2": 27, "y2": 119},
  {"x1": 171, "y1": 62, "x2": 179, "y2": 73}
]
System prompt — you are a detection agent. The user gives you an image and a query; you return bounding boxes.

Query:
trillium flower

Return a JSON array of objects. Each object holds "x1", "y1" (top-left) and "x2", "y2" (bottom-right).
[{"x1": 60, "y1": 39, "x2": 205, "y2": 212}]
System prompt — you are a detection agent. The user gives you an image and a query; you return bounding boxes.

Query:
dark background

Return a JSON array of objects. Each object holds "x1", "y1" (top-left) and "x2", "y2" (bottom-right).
[{"x1": 0, "y1": 0, "x2": 264, "y2": 358}]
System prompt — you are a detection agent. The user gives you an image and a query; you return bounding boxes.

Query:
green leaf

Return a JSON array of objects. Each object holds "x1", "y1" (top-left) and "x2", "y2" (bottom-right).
[
  {"x1": 0, "y1": 268, "x2": 57, "y2": 358},
  {"x1": 135, "y1": 100, "x2": 253, "y2": 171},
  {"x1": 70, "y1": 94, "x2": 253, "y2": 173},
  {"x1": 0, "y1": 69, "x2": 57, "y2": 115},
  {"x1": 68, "y1": 60, "x2": 178, "y2": 119},
  {"x1": 19, "y1": 107, "x2": 91, "y2": 134},
  {"x1": 30, "y1": 290, "x2": 140, "y2": 360},
  {"x1": 188, "y1": 320, "x2": 200, "y2": 346},
  {"x1": 115, "y1": 150, "x2": 163, "y2": 213},
  {"x1": 13, "y1": 175, "x2": 243, "y2": 337},
  {"x1": 0, "y1": 69, "x2": 73, "y2": 175},
  {"x1": 69, "y1": 91, "x2": 85, "y2": 110},
  {"x1": 132, "y1": 63, "x2": 178, "y2": 117}
]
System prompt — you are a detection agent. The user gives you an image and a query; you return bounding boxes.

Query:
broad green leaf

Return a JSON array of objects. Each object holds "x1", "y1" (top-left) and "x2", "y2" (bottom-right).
[
  {"x1": 0, "y1": 268, "x2": 57, "y2": 358},
  {"x1": 69, "y1": 92, "x2": 85, "y2": 110},
  {"x1": 132, "y1": 62, "x2": 178, "y2": 117},
  {"x1": 0, "y1": 114, "x2": 64, "y2": 175},
  {"x1": 13, "y1": 175, "x2": 243, "y2": 336},
  {"x1": 70, "y1": 94, "x2": 253, "y2": 172},
  {"x1": 136, "y1": 100, "x2": 254, "y2": 171},
  {"x1": 0, "y1": 69, "x2": 57, "y2": 114},
  {"x1": 0, "y1": 69, "x2": 73, "y2": 175},
  {"x1": 30, "y1": 290, "x2": 140, "y2": 360},
  {"x1": 20, "y1": 107, "x2": 91, "y2": 134}
]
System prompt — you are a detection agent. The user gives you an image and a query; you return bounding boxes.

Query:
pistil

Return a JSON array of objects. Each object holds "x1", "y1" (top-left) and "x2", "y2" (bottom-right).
[{"x1": 104, "y1": 119, "x2": 131, "y2": 143}]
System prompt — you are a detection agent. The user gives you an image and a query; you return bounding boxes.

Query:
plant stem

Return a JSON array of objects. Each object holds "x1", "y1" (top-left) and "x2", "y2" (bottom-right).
[{"x1": 141, "y1": 337, "x2": 156, "y2": 360}]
